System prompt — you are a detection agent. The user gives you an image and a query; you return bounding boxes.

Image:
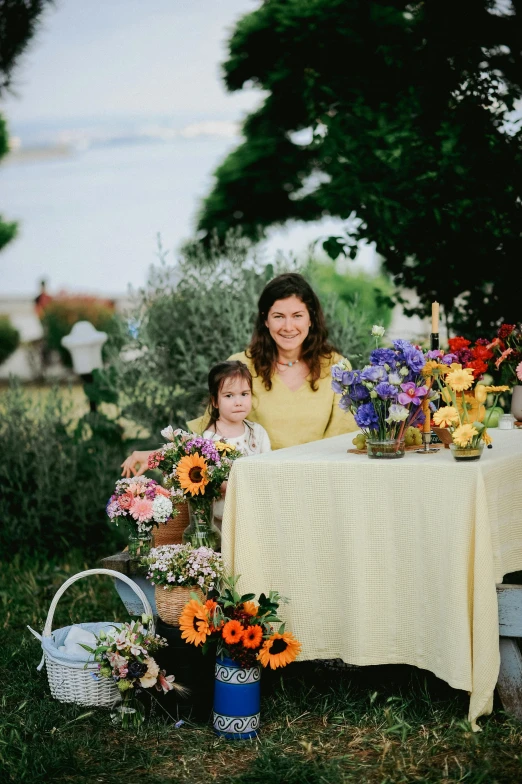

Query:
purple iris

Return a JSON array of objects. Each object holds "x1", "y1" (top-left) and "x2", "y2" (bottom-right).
[
  {"x1": 374, "y1": 382, "x2": 398, "y2": 400},
  {"x1": 354, "y1": 402, "x2": 379, "y2": 429},
  {"x1": 397, "y1": 382, "x2": 429, "y2": 406}
]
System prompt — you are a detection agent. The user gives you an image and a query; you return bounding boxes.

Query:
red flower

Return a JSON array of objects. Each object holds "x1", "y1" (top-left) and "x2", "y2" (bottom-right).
[
  {"x1": 468, "y1": 359, "x2": 488, "y2": 379},
  {"x1": 448, "y1": 337, "x2": 471, "y2": 353},
  {"x1": 471, "y1": 345, "x2": 493, "y2": 361},
  {"x1": 498, "y1": 324, "x2": 516, "y2": 340}
]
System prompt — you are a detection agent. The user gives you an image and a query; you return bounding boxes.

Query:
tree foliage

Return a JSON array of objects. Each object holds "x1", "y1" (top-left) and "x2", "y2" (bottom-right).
[{"x1": 198, "y1": 0, "x2": 522, "y2": 337}]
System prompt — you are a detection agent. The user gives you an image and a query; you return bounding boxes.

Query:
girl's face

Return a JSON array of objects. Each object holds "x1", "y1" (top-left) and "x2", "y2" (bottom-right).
[
  {"x1": 265, "y1": 295, "x2": 312, "y2": 354},
  {"x1": 216, "y1": 375, "x2": 252, "y2": 424}
]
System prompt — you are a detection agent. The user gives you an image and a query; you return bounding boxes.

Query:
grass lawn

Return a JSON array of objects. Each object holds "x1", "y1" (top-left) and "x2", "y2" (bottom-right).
[{"x1": 2, "y1": 553, "x2": 522, "y2": 784}]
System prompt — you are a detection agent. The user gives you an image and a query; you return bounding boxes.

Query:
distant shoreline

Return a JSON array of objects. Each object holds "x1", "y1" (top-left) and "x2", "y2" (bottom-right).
[{"x1": 4, "y1": 145, "x2": 73, "y2": 164}]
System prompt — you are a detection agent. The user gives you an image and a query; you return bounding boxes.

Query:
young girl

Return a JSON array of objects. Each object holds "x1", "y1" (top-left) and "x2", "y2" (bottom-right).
[
  {"x1": 202, "y1": 360, "x2": 271, "y2": 525},
  {"x1": 202, "y1": 360, "x2": 271, "y2": 455}
]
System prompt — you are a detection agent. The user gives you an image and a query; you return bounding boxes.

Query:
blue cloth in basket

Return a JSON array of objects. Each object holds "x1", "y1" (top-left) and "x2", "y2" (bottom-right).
[{"x1": 42, "y1": 622, "x2": 121, "y2": 664}]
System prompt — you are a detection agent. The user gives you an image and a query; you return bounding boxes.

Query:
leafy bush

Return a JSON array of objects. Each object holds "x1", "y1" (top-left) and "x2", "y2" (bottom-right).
[
  {"x1": 110, "y1": 234, "x2": 374, "y2": 436},
  {"x1": 0, "y1": 315, "x2": 20, "y2": 365},
  {"x1": 0, "y1": 384, "x2": 126, "y2": 558},
  {"x1": 39, "y1": 295, "x2": 123, "y2": 367},
  {"x1": 311, "y1": 263, "x2": 394, "y2": 330}
]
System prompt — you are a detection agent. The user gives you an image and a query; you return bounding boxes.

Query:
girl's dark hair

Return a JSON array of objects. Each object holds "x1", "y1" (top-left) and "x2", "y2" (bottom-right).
[
  {"x1": 246, "y1": 272, "x2": 337, "y2": 391},
  {"x1": 206, "y1": 360, "x2": 253, "y2": 430}
]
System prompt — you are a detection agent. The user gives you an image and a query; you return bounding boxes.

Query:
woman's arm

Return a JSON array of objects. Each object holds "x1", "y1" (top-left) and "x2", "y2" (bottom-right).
[{"x1": 121, "y1": 450, "x2": 154, "y2": 478}]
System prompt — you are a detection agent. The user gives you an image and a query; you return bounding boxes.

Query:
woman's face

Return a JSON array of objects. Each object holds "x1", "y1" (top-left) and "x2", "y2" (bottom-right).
[{"x1": 265, "y1": 295, "x2": 312, "y2": 355}]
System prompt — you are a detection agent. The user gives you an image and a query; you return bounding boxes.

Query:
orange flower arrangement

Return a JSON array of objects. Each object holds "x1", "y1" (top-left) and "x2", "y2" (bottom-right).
[{"x1": 180, "y1": 576, "x2": 301, "y2": 670}]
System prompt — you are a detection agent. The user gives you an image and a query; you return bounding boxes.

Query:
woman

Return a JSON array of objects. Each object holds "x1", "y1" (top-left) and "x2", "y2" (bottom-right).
[{"x1": 121, "y1": 273, "x2": 356, "y2": 476}]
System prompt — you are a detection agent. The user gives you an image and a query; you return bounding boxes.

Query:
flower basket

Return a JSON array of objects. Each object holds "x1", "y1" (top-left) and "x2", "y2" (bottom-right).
[
  {"x1": 27, "y1": 568, "x2": 154, "y2": 707},
  {"x1": 155, "y1": 585, "x2": 204, "y2": 626},
  {"x1": 153, "y1": 503, "x2": 189, "y2": 547}
]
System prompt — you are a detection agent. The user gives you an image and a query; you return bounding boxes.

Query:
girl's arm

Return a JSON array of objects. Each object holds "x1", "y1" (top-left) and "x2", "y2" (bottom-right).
[{"x1": 121, "y1": 450, "x2": 154, "y2": 478}]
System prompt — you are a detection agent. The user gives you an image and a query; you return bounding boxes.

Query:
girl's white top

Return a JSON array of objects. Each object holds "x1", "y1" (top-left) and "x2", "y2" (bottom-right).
[
  {"x1": 202, "y1": 419, "x2": 271, "y2": 456},
  {"x1": 202, "y1": 420, "x2": 271, "y2": 520}
]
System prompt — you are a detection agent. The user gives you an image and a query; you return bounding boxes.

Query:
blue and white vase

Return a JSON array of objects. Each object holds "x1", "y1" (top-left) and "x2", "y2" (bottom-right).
[{"x1": 213, "y1": 655, "x2": 261, "y2": 739}]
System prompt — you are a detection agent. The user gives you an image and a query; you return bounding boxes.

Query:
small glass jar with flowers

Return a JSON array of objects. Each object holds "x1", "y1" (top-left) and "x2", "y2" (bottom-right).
[
  {"x1": 148, "y1": 427, "x2": 242, "y2": 550},
  {"x1": 178, "y1": 575, "x2": 301, "y2": 739},
  {"x1": 144, "y1": 543, "x2": 224, "y2": 626},
  {"x1": 332, "y1": 327, "x2": 434, "y2": 458},
  {"x1": 423, "y1": 359, "x2": 509, "y2": 461},
  {"x1": 106, "y1": 477, "x2": 176, "y2": 558}
]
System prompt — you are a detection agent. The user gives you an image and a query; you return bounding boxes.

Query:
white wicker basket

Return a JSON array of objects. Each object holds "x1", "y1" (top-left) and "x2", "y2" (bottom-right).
[{"x1": 28, "y1": 568, "x2": 154, "y2": 708}]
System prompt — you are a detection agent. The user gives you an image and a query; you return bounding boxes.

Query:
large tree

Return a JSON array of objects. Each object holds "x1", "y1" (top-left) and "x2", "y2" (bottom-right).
[
  {"x1": 0, "y1": 0, "x2": 54, "y2": 252},
  {"x1": 198, "y1": 0, "x2": 522, "y2": 336}
]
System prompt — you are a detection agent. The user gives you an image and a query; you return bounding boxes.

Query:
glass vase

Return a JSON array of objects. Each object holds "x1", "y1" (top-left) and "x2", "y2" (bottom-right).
[
  {"x1": 127, "y1": 531, "x2": 152, "y2": 559},
  {"x1": 111, "y1": 690, "x2": 145, "y2": 730},
  {"x1": 182, "y1": 498, "x2": 221, "y2": 551},
  {"x1": 449, "y1": 444, "x2": 484, "y2": 462},
  {"x1": 366, "y1": 438, "x2": 405, "y2": 459}
]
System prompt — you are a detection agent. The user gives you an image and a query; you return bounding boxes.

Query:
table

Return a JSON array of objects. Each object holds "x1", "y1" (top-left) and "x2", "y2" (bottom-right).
[{"x1": 221, "y1": 429, "x2": 522, "y2": 729}]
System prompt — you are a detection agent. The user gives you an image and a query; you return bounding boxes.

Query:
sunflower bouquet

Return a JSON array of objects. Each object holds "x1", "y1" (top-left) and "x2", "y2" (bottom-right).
[
  {"x1": 178, "y1": 576, "x2": 301, "y2": 670},
  {"x1": 423, "y1": 359, "x2": 509, "y2": 457},
  {"x1": 148, "y1": 427, "x2": 242, "y2": 548}
]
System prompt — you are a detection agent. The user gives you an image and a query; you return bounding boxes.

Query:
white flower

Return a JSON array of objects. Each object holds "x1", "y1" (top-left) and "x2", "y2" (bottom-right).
[
  {"x1": 386, "y1": 404, "x2": 409, "y2": 423},
  {"x1": 388, "y1": 372, "x2": 401, "y2": 385},
  {"x1": 140, "y1": 656, "x2": 160, "y2": 688},
  {"x1": 152, "y1": 495, "x2": 173, "y2": 523},
  {"x1": 371, "y1": 325, "x2": 385, "y2": 337},
  {"x1": 160, "y1": 425, "x2": 176, "y2": 441}
]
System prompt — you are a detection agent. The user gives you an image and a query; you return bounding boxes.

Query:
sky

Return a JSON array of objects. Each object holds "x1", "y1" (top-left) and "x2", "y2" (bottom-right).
[{"x1": 0, "y1": 0, "x2": 377, "y2": 297}]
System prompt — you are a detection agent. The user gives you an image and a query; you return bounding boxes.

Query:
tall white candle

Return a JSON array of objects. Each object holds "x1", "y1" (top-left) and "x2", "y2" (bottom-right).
[{"x1": 431, "y1": 302, "x2": 439, "y2": 333}]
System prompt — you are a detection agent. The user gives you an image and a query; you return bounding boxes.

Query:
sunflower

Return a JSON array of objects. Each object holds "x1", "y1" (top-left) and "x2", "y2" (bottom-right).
[
  {"x1": 176, "y1": 453, "x2": 209, "y2": 496},
  {"x1": 257, "y1": 632, "x2": 302, "y2": 669},
  {"x1": 452, "y1": 424, "x2": 478, "y2": 448},
  {"x1": 432, "y1": 406, "x2": 460, "y2": 428},
  {"x1": 222, "y1": 620, "x2": 244, "y2": 645},
  {"x1": 445, "y1": 367, "x2": 474, "y2": 392},
  {"x1": 179, "y1": 599, "x2": 210, "y2": 646},
  {"x1": 484, "y1": 385, "x2": 510, "y2": 393},
  {"x1": 242, "y1": 601, "x2": 258, "y2": 617},
  {"x1": 242, "y1": 625, "x2": 264, "y2": 650}
]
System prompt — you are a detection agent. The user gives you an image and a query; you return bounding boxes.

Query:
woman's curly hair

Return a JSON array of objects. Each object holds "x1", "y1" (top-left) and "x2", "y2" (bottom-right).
[{"x1": 246, "y1": 273, "x2": 337, "y2": 391}]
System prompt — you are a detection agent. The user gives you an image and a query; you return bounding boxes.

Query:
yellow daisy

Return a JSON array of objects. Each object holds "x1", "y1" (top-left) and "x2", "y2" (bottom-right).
[
  {"x1": 474, "y1": 385, "x2": 488, "y2": 404},
  {"x1": 432, "y1": 406, "x2": 460, "y2": 428},
  {"x1": 445, "y1": 367, "x2": 474, "y2": 392},
  {"x1": 484, "y1": 385, "x2": 510, "y2": 393},
  {"x1": 482, "y1": 431, "x2": 492, "y2": 445},
  {"x1": 214, "y1": 441, "x2": 235, "y2": 454},
  {"x1": 422, "y1": 361, "x2": 449, "y2": 377},
  {"x1": 452, "y1": 424, "x2": 478, "y2": 447}
]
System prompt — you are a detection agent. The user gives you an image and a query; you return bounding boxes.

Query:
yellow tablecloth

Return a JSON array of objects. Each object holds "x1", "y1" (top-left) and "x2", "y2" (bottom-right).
[{"x1": 222, "y1": 430, "x2": 522, "y2": 729}]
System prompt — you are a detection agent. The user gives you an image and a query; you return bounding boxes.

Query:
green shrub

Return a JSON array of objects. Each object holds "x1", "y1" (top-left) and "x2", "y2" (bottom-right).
[
  {"x1": 0, "y1": 315, "x2": 20, "y2": 365},
  {"x1": 0, "y1": 384, "x2": 126, "y2": 558},
  {"x1": 311, "y1": 262, "x2": 394, "y2": 329},
  {"x1": 110, "y1": 234, "x2": 374, "y2": 436},
  {"x1": 40, "y1": 295, "x2": 123, "y2": 367}
]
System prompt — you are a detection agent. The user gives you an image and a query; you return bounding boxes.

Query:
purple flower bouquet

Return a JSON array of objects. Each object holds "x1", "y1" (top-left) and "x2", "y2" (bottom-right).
[{"x1": 332, "y1": 330, "x2": 432, "y2": 455}]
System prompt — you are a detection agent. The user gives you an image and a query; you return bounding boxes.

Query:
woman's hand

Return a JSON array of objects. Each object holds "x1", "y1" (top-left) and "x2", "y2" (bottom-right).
[{"x1": 121, "y1": 450, "x2": 154, "y2": 478}]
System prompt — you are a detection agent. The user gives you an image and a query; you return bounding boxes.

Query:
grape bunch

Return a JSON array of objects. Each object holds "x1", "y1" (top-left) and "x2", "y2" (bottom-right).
[
  {"x1": 404, "y1": 426, "x2": 422, "y2": 447},
  {"x1": 352, "y1": 433, "x2": 367, "y2": 451}
]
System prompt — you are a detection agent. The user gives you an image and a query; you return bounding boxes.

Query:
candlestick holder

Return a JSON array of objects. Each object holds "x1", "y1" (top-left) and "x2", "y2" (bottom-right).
[{"x1": 415, "y1": 432, "x2": 439, "y2": 454}]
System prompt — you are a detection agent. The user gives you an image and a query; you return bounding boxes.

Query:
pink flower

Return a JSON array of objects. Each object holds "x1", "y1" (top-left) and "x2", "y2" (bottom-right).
[
  {"x1": 397, "y1": 382, "x2": 429, "y2": 407},
  {"x1": 157, "y1": 671, "x2": 175, "y2": 693},
  {"x1": 496, "y1": 347, "x2": 514, "y2": 369},
  {"x1": 154, "y1": 486, "x2": 170, "y2": 498},
  {"x1": 118, "y1": 491, "x2": 134, "y2": 511},
  {"x1": 130, "y1": 497, "x2": 153, "y2": 522},
  {"x1": 517, "y1": 361, "x2": 522, "y2": 382}
]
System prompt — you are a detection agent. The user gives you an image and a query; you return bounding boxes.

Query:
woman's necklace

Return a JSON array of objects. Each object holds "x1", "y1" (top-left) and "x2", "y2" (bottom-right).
[{"x1": 276, "y1": 358, "x2": 300, "y2": 368}]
